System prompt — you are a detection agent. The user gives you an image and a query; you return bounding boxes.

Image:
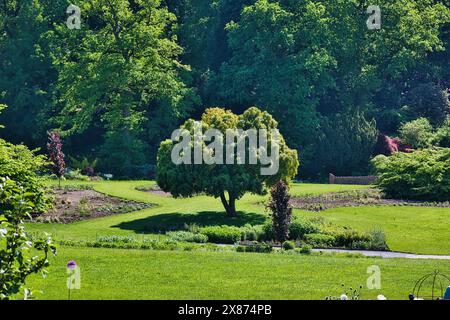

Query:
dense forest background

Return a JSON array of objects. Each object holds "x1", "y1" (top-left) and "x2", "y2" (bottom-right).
[{"x1": 0, "y1": 0, "x2": 449, "y2": 180}]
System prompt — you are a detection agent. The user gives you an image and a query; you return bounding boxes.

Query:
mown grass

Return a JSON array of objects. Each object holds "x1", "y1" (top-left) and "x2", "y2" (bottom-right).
[
  {"x1": 27, "y1": 246, "x2": 449, "y2": 300},
  {"x1": 297, "y1": 206, "x2": 450, "y2": 255},
  {"x1": 29, "y1": 180, "x2": 449, "y2": 255},
  {"x1": 289, "y1": 183, "x2": 369, "y2": 197},
  {"x1": 28, "y1": 180, "x2": 369, "y2": 241},
  {"x1": 22, "y1": 180, "x2": 450, "y2": 300}
]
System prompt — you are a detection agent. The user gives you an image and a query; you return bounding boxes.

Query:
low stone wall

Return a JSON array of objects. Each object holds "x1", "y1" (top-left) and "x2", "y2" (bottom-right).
[{"x1": 329, "y1": 173, "x2": 378, "y2": 185}]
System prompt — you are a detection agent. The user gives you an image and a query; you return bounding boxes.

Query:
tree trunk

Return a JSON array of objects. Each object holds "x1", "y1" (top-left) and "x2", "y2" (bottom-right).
[{"x1": 220, "y1": 192, "x2": 237, "y2": 217}]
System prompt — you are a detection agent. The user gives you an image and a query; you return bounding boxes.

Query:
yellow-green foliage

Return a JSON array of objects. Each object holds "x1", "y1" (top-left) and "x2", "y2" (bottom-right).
[
  {"x1": 157, "y1": 107, "x2": 299, "y2": 215},
  {"x1": 372, "y1": 148, "x2": 450, "y2": 201},
  {"x1": 0, "y1": 139, "x2": 50, "y2": 212}
]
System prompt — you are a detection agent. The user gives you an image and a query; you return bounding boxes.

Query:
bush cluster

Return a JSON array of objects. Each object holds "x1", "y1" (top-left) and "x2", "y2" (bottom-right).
[
  {"x1": 299, "y1": 244, "x2": 313, "y2": 254},
  {"x1": 0, "y1": 178, "x2": 56, "y2": 299},
  {"x1": 0, "y1": 139, "x2": 50, "y2": 212},
  {"x1": 240, "y1": 224, "x2": 262, "y2": 241},
  {"x1": 282, "y1": 241, "x2": 295, "y2": 250},
  {"x1": 372, "y1": 148, "x2": 450, "y2": 201},
  {"x1": 289, "y1": 219, "x2": 321, "y2": 240},
  {"x1": 260, "y1": 218, "x2": 321, "y2": 241},
  {"x1": 199, "y1": 226, "x2": 242, "y2": 244},
  {"x1": 237, "y1": 242, "x2": 273, "y2": 253},
  {"x1": 60, "y1": 237, "x2": 223, "y2": 252},
  {"x1": 96, "y1": 235, "x2": 137, "y2": 243},
  {"x1": 333, "y1": 230, "x2": 372, "y2": 248},
  {"x1": 304, "y1": 234, "x2": 336, "y2": 248},
  {"x1": 64, "y1": 169, "x2": 91, "y2": 181},
  {"x1": 260, "y1": 216, "x2": 388, "y2": 251},
  {"x1": 141, "y1": 215, "x2": 388, "y2": 251},
  {"x1": 398, "y1": 119, "x2": 450, "y2": 149},
  {"x1": 398, "y1": 118, "x2": 433, "y2": 149},
  {"x1": 166, "y1": 231, "x2": 208, "y2": 243}
]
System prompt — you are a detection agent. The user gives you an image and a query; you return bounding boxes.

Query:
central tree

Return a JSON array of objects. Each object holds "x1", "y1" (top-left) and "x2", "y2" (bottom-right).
[{"x1": 157, "y1": 107, "x2": 299, "y2": 216}]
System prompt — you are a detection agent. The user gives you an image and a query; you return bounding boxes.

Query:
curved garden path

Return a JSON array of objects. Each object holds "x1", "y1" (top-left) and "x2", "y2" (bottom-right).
[{"x1": 311, "y1": 249, "x2": 450, "y2": 260}]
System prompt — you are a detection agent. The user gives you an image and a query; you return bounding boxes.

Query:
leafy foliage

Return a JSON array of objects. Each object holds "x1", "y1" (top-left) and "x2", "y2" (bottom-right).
[
  {"x1": 0, "y1": 104, "x2": 5, "y2": 129},
  {"x1": 332, "y1": 230, "x2": 372, "y2": 248},
  {"x1": 304, "y1": 233, "x2": 336, "y2": 248},
  {"x1": 399, "y1": 118, "x2": 434, "y2": 149},
  {"x1": 431, "y1": 121, "x2": 450, "y2": 148},
  {"x1": 48, "y1": 0, "x2": 198, "y2": 176},
  {"x1": 209, "y1": 0, "x2": 450, "y2": 170},
  {"x1": 0, "y1": 139, "x2": 49, "y2": 213},
  {"x1": 372, "y1": 148, "x2": 450, "y2": 201},
  {"x1": 403, "y1": 83, "x2": 450, "y2": 125},
  {"x1": 47, "y1": 131, "x2": 65, "y2": 182},
  {"x1": 0, "y1": 0, "x2": 58, "y2": 147},
  {"x1": 374, "y1": 134, "x2": 411, "y2": 156},
  {"x1": 305, "y1": 112, "x2": 378, "y2": 177},
  {"x1": 288, "y1": 219, "x2": 320, "y2": 240},
  {"x1": 68, "y1": 156, "x2": 98, "y2": 176},
  {"x1": 282, "y1": 240, "x2": 295, "y2": 250},
  {"x1": 157, "y1": 107, "x2": 299, "y2": 216},
  {"x1": 212, "y1": 0, "x2": 324, "y2": 148},
  {"x1": 98, "y1": 131, "x2": 147, "y2": 178},
  {"x1": 267, "y1": 180, "x2": 292, "y2": 243},
  {"x1": 236, "y1": 242, "x2": 273, "y2": 253},
  {"x1": 53, "y1": 0, "x2": 193, "y2": 132},
  {"x1": 1, "y1": 0, "x2": 450, "y2": 179},
  {"x1": 0, "y1": 178, "x2": 56, "y2": 300},
  {"x1": 166, "y1": 231, "x2": 208, "y2": 243},
  {"x1": 199, "y1": 225, "x2": 242, "y2": 244},
  {"x1": 61, "y1": 236, "x2": 224, "y2": 252}
]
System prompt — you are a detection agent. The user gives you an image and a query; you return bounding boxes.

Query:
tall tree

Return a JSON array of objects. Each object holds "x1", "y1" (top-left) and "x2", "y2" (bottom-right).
[
  {"x1": 51, "y1": 0, "x2": 197, "y2": 176},
  {"x1": 268, "y1": 180, "x2": 292, "y2": 243},
  {"x1": 47, "y1": 131, "x2": 65, "y2": 187},
  {"x1": 304, "y1": 111, "x2": 378, "y2": 178},
  {"x1": 167, "y1": 0, "x2": 255, "y2": 108},
  {"x1": 0, "y1": 0, "x2": 57, "y2": 147},
  {"x1": 157, "y1": 107, "x2": 299, "y2": 216},
  {"x1": 212, "y1": 0, "x2": 332, "y2": 148},
  {"x1": 212, "y1": 0, "x2": 450, "y2": 177}
]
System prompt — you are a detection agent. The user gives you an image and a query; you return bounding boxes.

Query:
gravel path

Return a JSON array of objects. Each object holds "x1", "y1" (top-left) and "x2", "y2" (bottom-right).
[
  {"x1": 219, "y1": 244, "x2": 450, "y2": 260},
  {"x1": 312, "y1": 248, "x2": 450, "y2": 260}
]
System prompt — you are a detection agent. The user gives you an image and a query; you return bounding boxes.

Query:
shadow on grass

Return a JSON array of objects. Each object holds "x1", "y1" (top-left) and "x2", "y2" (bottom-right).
[{"x1": 112, "y1": 211, "x2": 267, "y2": 233}]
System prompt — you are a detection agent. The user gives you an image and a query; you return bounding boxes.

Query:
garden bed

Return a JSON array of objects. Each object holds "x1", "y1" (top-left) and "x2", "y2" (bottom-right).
[
  {"x1": 136, "y1": 185, "x2": 172, "y2": 197},
  {"x1": 290, "y1": 189, "x2": 450, "y2": 212},
  {"x1": 33, "y1": 187, "x2": 153, "y2": 223}
]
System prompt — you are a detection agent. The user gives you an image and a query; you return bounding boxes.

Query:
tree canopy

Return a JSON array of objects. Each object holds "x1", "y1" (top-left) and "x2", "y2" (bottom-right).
[
  {"x1": 157, "y1": 107, "x2": 298, "y2": 216},
  {"x1": 0, "y1": 0, "x2": 449, "y2": 179}
]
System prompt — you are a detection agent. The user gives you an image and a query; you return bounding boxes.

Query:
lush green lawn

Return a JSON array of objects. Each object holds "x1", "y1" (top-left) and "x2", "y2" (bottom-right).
[
  {"x1": 28, "y1": 180, "x2": 450, "y2": 255},
  {"x1": 29, "y1": 180, "x2": 266, "y2": 240},
  {"x1": 28, "y1": 246, "x2": 449, "y2": 300},
  {"x1": 22, "y1": 180, "x2": 450, "y2": 300},
  {"x1": 289, "y1": 183, "x2": 369, "y2": 197},
  {"x1": 31, "y1": 180, "x2": 365, "y2": 241},
  {"x1": 297, "y1": 206, "x2": 450, "y2": 255}
]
